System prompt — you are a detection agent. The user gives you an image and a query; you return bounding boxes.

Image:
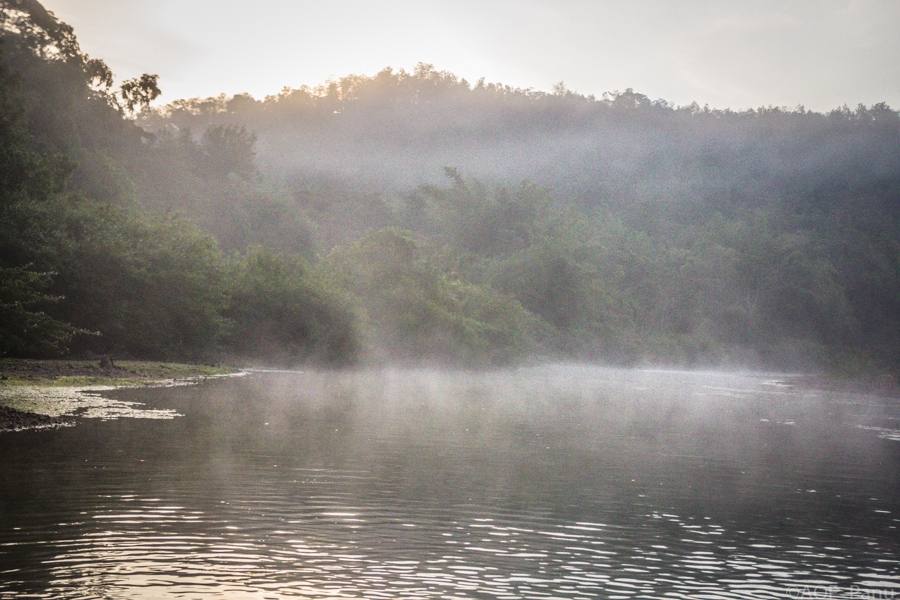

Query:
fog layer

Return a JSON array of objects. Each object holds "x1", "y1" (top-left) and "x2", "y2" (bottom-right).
[{"x1": 1, "y1": 4, "x2": 898, "y2": 375}]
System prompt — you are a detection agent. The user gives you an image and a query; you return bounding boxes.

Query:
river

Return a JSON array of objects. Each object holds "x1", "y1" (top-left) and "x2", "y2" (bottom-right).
[{"x1": 1, "y1": 366, "x2": 898, "y2": 598}]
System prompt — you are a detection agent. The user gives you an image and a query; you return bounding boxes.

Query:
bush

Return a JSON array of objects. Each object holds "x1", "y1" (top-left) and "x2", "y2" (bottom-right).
[
  {"x1": 224, "y1": 247, "x2": 360, "y2": 365},
  {"x1": 323, "y1": 228, "x2": 541, "y2": 365}
]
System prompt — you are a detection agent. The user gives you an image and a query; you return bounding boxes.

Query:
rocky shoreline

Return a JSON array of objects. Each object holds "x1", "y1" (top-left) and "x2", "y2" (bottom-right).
[{"x1": 0, "y1": 405, "x2": 73, "y2": 432}]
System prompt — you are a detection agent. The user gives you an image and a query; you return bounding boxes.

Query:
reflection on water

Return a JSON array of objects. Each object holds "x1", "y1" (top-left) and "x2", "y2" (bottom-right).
[{"x1": 1, "y1": 366, "x2": 898, "y2": 598}]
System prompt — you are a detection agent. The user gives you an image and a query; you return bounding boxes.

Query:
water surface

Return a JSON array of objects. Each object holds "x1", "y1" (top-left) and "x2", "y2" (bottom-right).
[{"x1": 1, "y1": 366, "x2": 898, "y2": 598}]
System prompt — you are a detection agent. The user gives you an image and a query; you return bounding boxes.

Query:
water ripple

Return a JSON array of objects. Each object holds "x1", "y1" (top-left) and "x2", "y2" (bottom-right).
[{"x1": 1, "y1": 367, "x2": 897, "y2": 598}]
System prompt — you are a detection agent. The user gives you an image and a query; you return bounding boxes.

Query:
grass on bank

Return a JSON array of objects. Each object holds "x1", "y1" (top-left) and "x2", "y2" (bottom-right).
[{"x1": 0, "y1": 358, "x2": 236, "y2": 388}]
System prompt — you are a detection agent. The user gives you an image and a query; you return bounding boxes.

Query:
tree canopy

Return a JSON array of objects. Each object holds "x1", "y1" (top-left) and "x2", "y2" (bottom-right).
[{"x1": 1, "y1": 2, "x2": 897, "y2": 374}]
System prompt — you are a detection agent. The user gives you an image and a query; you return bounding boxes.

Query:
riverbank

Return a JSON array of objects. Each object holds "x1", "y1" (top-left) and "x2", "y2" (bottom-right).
[{"x1": 0, "y1": 359, "x2": 238, "y2": 432}]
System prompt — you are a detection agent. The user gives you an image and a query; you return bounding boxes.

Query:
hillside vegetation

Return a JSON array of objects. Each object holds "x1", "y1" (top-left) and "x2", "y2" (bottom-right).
[{"x1": 1, "y1": 1, "x2": 898, "y2": 374}]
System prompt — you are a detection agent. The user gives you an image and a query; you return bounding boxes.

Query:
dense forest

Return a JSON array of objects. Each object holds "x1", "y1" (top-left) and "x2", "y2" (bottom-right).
[{"x1": 1, "y1": 1, "x2": 898, "y2": 375}]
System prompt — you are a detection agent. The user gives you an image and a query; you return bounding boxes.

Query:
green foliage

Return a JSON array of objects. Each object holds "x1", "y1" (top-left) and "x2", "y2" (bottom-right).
[
  {"x1": 0, "y1": 266, "x2": 86, "y2": 357},
  {"x1": 490, "y1": 239, "x2": 612, "y2": 355},
  {"x1": 0, "y1": 6, "x2": 333, "y2": 364},
  {"x1": 224, "y1": 247, "x2": 359, "y2": 365},
  {"x1": 1, "y1": 4, "x2": 898, "y2": 374},
  {"x1": 0, "y1": 50, "x2": 67, "y2": 205},
  {"x1": 50, "y1": 202, "x2": 228, "y2": 359},
  {"x1": 404, "y1": 169, "x2": 554, "y2": 257},
  {"x1": 118, "y1": 73, "x2": 160, "y2": 115},
  {"x1": 200, "y1": 124, "x2": 256, "y2": 180},
  {"x1": 324, "y1": 229, "x2": 539, "y2": 365}
]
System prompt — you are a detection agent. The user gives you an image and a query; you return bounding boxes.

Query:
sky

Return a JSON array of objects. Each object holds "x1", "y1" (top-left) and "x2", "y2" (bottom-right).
[{"x1": 43, "y1": 0, "x2": 900, "y2": 111}]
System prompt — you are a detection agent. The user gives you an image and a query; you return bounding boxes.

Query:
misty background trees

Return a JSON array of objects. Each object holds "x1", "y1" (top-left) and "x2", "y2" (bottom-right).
[{"x1": 1, "y1": 1, "x2": 898, "y2": 374}]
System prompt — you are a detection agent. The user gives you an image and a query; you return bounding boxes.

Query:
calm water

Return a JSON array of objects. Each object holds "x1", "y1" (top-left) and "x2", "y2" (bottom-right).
[{"x1": 1, "y1": 366, "x2": 898, "y2": 599}]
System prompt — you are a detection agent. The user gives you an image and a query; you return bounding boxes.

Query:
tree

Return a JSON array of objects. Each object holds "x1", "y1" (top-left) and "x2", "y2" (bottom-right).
[
  {"x1": 323, "y1": 228, "x2": 541, "y2": 364},
  {"x1": 0, "y1": 265, "x2": 86, "y2": 356},
  {"x1": 201, "y1": 124, "x2": 257, "y2": 179},
  {"x1": 118, "y1": 73, "x2": 160, "y2": 116},
  {"x1": 224, "y1": 247, "x2": 359, "y2": 364}
]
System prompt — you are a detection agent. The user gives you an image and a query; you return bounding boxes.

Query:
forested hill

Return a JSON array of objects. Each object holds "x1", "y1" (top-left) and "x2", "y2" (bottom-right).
[
  {"x1": 145, "y1": 66, "x2": 900, "y2": 204},
  {"x1": 2, "y1": 1, "x2": 898, "y2": 375}
]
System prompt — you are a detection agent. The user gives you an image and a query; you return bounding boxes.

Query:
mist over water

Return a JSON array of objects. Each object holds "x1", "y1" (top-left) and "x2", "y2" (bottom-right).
[
  {"x1": 1, "y1": 366, "x2": 897, "y2": 599},
  {"x1": 2, "y1": 3, "x2": 900, "y2": 599}
]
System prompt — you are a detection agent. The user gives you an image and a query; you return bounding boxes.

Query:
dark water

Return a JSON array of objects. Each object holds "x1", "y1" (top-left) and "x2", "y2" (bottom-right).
[{"x1": 1, "y1": 366, "x2": 898, "y2": 599}]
